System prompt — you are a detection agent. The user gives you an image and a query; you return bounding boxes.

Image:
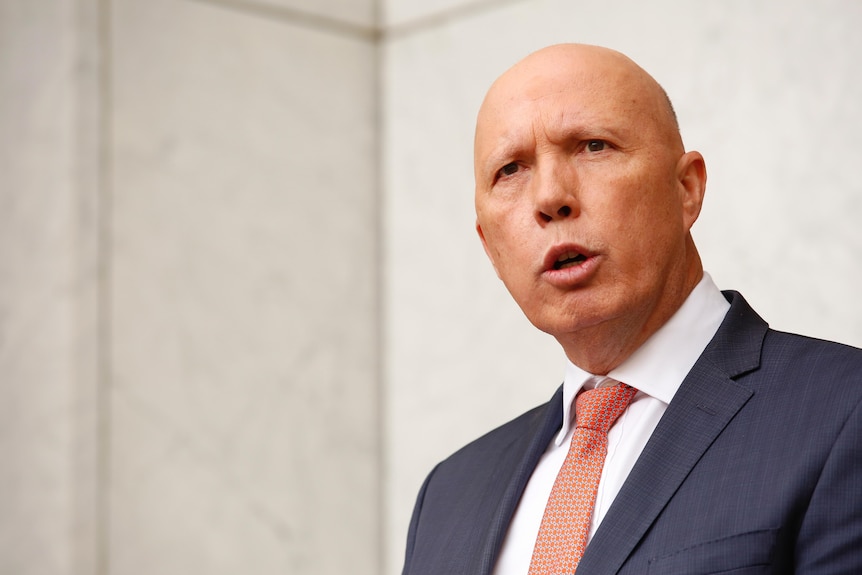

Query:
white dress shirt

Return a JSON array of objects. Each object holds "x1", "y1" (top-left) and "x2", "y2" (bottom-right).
[{"x1": 492, "y1": 273, "x2": 730, "y2": 575}]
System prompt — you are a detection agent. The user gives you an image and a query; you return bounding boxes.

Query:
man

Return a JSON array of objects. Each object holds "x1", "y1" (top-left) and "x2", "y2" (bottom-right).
[{"x1": 401, "y1": 44, "x2": 862, "y2": 574}]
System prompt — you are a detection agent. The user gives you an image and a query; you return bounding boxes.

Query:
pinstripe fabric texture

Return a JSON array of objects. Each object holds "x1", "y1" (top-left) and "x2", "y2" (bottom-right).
[{"x1": 528, "y1": 383, "x2": 637, "y2": 575}]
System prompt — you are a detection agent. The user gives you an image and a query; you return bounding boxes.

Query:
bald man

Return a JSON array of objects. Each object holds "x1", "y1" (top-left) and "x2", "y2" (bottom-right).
[{"x1": 401, "y1": 45, "x2": 862, "y2": 575}]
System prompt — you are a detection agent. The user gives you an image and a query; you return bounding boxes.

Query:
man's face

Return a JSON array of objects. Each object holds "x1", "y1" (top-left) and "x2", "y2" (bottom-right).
[{"x1": 474, "y1": 47, "x2": 704, "y2": 362}]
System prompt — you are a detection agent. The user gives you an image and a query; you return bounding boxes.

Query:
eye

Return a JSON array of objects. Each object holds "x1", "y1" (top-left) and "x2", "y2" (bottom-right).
[
  {"x1": 500, "y1": 162, "x2": 519, "y2": 176},
  {"x1": 586, "y1": 140, "x2": 607, "y2": 152},
  {"x1": 496, "y1": 162, "x2": 520, "y2": 179}
]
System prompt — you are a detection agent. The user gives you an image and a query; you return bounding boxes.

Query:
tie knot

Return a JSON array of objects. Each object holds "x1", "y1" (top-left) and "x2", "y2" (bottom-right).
[{"x1": 574, "y1": 383, "x2": 637, "y2": 433}]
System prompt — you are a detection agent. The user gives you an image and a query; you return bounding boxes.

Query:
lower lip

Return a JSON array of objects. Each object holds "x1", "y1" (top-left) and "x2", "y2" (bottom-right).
[{"x1": 541, "y1": 255, "x2": 600, "y2": 288}]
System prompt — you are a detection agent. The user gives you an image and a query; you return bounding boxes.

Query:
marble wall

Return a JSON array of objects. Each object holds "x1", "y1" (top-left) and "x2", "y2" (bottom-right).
[
  {"x1": 2, "y1": 1, "x2": 861, "y2": 575},
  {"x1": 3, "y1": 0, "x2": 380, "y2": 574},
  {"x1": 1, "y1": 0, "x2": 101, "y2": 573},
  {"x1": 107, "y1": 0, "x2": 380, "y2": 574}
]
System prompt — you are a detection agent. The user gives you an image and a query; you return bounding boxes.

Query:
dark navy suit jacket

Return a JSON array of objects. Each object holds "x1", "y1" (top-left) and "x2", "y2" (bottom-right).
[{"x1": 401, "y1": 292, "x2": 862, "y2": 574}]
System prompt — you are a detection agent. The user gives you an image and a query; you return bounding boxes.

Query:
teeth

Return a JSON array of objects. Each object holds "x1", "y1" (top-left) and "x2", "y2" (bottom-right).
[{"x1": 553, "y1": 252, "x2": 586, "y2": 270}]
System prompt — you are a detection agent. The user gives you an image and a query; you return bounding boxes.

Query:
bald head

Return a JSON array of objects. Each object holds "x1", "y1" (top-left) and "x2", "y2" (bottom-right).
[
  {"x1": 473, "y1": 44, "x2": 706, "y2": 373},
  {"x1": 475, "y1": 44, "x2": 682, "y2": 175}
]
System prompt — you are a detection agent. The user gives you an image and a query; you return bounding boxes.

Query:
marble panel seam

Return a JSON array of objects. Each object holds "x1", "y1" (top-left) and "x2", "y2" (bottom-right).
[
  {"x1": 185, "y1": 0, "x2": 533, "y2": 42},
  {"x1": 371, "y1": 40, "x2": 387, "y2": 575},
  {"x1": 95, "y1": 1, "x2": 113, "y2": 574},
  {"x1": 382, "y1": 0, "x2": 531, "y2": 40},
  {"x1": 187, "y1": 0, "x2": 381, "y2": 41}
]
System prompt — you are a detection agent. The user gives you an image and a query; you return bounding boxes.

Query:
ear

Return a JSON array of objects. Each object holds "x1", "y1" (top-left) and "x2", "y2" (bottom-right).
[
  {"x1": 476, "y1": 221, "x2": 502, "y2": 279},
  {"x1": 676, "y1": 151, "x2": 707, "y2": 231}
]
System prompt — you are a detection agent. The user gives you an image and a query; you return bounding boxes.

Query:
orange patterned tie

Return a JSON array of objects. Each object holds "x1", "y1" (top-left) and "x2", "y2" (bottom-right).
[{"x1": 528, "y1": 382, "x2": 637, "y2": 575}]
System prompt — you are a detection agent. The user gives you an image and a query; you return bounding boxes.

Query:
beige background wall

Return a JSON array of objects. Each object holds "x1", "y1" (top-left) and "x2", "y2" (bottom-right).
[{"x1": 2, "y1": 1, "x2": 860, "y2": 575}]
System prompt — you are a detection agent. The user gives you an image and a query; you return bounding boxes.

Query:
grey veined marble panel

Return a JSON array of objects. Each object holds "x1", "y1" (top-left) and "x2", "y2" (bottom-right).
[
  {"x1": 0, "y1": 0, "x2": 101, "y2": 574},
  {"x1": 109, "y1": 1, "x2": 380, "y2": 574}
]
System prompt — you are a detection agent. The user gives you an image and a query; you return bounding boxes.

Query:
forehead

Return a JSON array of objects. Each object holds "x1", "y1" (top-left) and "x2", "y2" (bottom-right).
[
  {"x1": 475, "y1": 66, "x2": 649, "y2": 162},
  {"x1": 487, "y1": 74, "x2": 631, "y2": 128}
]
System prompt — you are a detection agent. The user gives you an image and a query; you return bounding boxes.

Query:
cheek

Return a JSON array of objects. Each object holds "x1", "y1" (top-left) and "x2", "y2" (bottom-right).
[
  {"x1": 481, "y1": 217, "x2": 535, "y2": 280},
  {"x1": 485, "y1": 224, "x2": 520, "y2": 268},
  {"x1": 603, "y1": 174, "x2": 681, "y2": 235}
]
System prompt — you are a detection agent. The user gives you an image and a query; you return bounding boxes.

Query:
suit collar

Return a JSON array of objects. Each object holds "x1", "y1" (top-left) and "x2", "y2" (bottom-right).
[
  {"x1": 700, "y1": 290, "x2": 768, "y2": 379},
  {"x1": 576, "y1": 291, "x2": 768, "y2": 574}
]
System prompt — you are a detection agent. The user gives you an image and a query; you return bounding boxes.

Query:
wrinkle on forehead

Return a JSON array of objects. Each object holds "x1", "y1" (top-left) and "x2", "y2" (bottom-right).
[{"x1": 475, "y1": 92, "x2": 606, "y2": 176}]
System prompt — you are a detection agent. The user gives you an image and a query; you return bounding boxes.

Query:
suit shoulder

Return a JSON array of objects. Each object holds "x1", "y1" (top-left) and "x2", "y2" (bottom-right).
[
  {"x1": 751, "y1": 329, "x2": 862, "y2": 409},
  {"x1": 763, "y1": 328, "x2": 862, "y2": 373}
]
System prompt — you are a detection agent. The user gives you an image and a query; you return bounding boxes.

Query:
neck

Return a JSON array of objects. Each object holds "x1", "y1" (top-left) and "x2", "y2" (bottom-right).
[{"x1": 560, "y1": 251, "x2": 704, "y2": 375}]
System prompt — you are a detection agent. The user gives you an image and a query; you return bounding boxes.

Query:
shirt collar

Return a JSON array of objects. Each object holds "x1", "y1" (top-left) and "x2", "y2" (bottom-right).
[{"x1": 556, "y1": 272, "x2": 730, "y2": 446}]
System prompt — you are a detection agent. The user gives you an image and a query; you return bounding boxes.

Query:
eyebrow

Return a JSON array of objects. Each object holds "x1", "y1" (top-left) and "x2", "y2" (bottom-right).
[{"x1": 479, "y1": 137, "x2": 523, "y2": 178}]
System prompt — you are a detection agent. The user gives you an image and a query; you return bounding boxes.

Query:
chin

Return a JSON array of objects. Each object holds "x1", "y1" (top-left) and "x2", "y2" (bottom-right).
[
  {"x1": 528, "y1": 310, "x2": 602, "y2": 339},
  {"x1": 525, "y1": 297, "x2": 628, "y2": 340}
]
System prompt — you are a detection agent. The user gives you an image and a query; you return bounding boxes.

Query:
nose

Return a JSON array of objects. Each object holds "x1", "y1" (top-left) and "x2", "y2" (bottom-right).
[{"x1": 533, "y1": 159, "x2": 579, "y2": 224}]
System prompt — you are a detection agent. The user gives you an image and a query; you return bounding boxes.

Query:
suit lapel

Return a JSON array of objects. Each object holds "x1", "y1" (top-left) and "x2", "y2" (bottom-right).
[
  {"x1": 576, "y1": 291, "x2": 768, "y2": 574},
  {"x1": 473, "y1": 386, "x2": 564, "y2": 575}
]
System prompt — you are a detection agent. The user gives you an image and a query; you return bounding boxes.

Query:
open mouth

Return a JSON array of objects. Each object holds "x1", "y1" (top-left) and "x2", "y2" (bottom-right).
[{"x1": 553, "y1": 251, "x2": 588, "y2": 270}]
